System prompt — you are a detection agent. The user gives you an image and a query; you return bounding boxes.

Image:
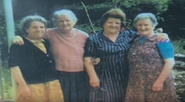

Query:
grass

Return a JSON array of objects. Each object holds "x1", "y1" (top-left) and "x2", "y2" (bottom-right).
[{"x1": 0, "y1": 65, "x2": 13, "y2": 100}]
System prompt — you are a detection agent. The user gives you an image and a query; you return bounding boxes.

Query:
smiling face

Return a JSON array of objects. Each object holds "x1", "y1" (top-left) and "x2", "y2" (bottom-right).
[
  {"x1": 103, "y1": 17, "x2": 121, "y2": 34},
  {"x1": 26, "y1": 21, "x2": 46, "y2": 40},
  {"x1": 136, "y1": 18, "x2": 155, "y2": 37},
  {"x1": 55, "y1": 15, "x2": 76, "y2": 32}
]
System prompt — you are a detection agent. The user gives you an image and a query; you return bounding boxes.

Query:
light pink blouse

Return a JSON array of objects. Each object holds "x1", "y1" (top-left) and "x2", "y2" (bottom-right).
[{"x1": 46, "y1": 28, "x2": 89, "y2": 72}]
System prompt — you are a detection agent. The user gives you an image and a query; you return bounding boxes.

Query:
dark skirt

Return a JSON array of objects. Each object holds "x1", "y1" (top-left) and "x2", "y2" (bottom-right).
[
  {"x1": 89, "y1": 75, "x2": 128, "y2": 102},
  {"x1": 58, "y1": 71, "x2": 90, "y2": 102}
]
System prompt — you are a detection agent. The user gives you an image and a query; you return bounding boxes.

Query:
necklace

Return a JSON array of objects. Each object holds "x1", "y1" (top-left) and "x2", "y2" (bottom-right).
[{"x1": 59, "y1": 29, "x2": 76, "y2": 39}]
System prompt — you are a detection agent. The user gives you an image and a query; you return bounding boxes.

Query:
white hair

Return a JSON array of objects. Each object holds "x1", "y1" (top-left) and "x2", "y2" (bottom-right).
[
  {"x1": 133, "y1": 13, "x2": 158, "y2": 27},
  {"x1": 52, "y1": 9, "x2": 78, "y2": 23}
]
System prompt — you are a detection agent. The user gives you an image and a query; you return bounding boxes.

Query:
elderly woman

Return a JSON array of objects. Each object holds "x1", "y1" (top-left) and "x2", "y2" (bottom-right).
[
  {"x1": 84, "y1": 9, "x2": 170, "y2": 102},
  {"x1": 46, "y1": 9, "x2": 89, "y2": 102},
  {"x1": 9, "y1": 15, "x2": 64, "y2": 102},
  {"x1": 13, "y1": 9, "x2": 90, "y2": 102},
  {"x1": 84, "y1": 8, "x2": 139, "y2": 102},
  {"x1": 125, "y1": 13, "x2": 177, "y2": 102}
]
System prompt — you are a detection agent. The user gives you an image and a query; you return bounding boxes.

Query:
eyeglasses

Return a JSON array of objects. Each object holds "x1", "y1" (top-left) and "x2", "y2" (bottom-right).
[{"x1": 92, "y1": 87, "x2": 107, "y2": 101}]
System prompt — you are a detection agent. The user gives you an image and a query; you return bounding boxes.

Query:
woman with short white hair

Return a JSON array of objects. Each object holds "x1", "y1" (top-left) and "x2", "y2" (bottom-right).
[
  {"x1": 13, "y1": 9, "x2": 90, "y2": 102},
  {"x1": 45, "y1": 9, "x2": 90, "y2": 102},
  {"x1": 125, "y1": 13, "x2": 177, "y2": 102}
]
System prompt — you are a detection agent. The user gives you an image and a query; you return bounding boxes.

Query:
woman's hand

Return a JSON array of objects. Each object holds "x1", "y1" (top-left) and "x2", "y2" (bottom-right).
[
  {"x1": 84, "y1": 57, "x2": 100, "y2": 88},
  {"x1": 90, "y1": 75, "x2": 100, "y2": 88},
  {"x1": 12, "y1": 36, "x2": 24, "y2": 45},
  {"x1": 154, "y1": 28, "x2": 169, "y2": 42},
  {"x1": 156, "y1": 33, "x2": 169, "y2": 42},
  {"x1": 152, "y1": 59, "x2": 175, "y2": 92},
  {"x1": 152, "y1": 80, "x2": 164, "y2": 92},
  {"x1": 91, "y1": 57, "x2": 100, "y2": 65},
  {"x1": 18, "y1": 84, "x2": 31, "y2": 99}
]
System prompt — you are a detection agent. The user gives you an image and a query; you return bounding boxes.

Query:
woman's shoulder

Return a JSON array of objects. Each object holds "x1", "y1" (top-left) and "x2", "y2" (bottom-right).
[
  {"x1": 88, "y1": 32, "x2": 102, "y2": 39},
  {"x1": 121, "y1": 29, "x2": 139, "y2": 39},
  {"x1": 10, "y1": 37, "x2": 28, "y2": 49},
  {"x1": 45, "y1": 27, "x2": 59, "y2": 39},
  {"x1": 74, "y1": 28, "x2": 89, "y2": 37},
  {"x1": 121, "y1": 29, "x2": 137, "y2": 35},
  {"x1": 46, "y1": 27, "x2": 58, "y2": 33}
]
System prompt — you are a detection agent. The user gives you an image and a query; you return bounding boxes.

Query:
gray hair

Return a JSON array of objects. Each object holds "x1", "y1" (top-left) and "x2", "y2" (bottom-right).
[
  {"x1": 133, "y1": 13, "x2": 158, "y2": 27},
  {"x1": 20, "y1": 15, "x2": 47, "y2": 33},
  {"x1": 52, "y1": 9, "x2": 78, "y2": 23}
]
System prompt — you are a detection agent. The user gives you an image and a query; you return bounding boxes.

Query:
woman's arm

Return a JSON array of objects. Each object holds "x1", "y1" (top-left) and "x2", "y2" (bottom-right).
[
  {"x1": 84, "y1": 57, "x2": 100, "y2": 88},
  {"x1": 152, "y1": 42, "x2": 175, "y2": 92},
  {"x1": 11, "y1": 66, "x2": 31, "y2": 98},
  {"x1": 12, "y1": 36, "x2": 24, "y2": 45},
  {"x1": 12, "y1": 31, "x2": 47, "y2": 45},
  {"x1": 152, "y1": 58, "x2": 175, "y2": 92},
  {"x1": 9, "y1": 44, "x2": 31, "y2": 98},
  {"x1": 127, "y1": 28, "x2": 169, "y2": 42},
  {"x1": 156, "y1": 33, "x2": 169, "y2": 42}
]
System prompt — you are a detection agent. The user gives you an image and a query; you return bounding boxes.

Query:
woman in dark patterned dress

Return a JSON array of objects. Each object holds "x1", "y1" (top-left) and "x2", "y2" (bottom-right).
[{"x1": 125, "y1": 13, "x2": 177, "y2": 102}]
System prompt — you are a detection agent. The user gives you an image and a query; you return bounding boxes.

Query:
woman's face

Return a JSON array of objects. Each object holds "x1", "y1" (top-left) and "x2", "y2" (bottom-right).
[
  {"x1": 26, "y1": 21, "x2": 46, "y2": 40},
  {"x1": 103, "y1": 17, "x2": 121, "y2": 34},
  {"x1": 55, "y1": 15, "x2": 76, "y2": 32},
  {"x1": 136, "y1": 18, "x2": 155, "y2": 37}
]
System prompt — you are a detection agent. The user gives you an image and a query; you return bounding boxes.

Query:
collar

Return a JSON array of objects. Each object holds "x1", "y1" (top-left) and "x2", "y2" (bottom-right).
[
  {"x1": 136, "y1": 35, "x2": 158, "y2": 42},
  {"x1": 26, "y1": 38, "x2": 45, "y2": 43}
]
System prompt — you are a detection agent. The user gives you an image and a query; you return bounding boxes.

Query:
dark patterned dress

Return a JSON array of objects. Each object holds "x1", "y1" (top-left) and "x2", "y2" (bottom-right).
[
  {"x1": 125, "y1": 35, "x2": 177, "y2": 102},
  {"x1": 84, "y1": 30, "x2": 138, "y2": 102}
]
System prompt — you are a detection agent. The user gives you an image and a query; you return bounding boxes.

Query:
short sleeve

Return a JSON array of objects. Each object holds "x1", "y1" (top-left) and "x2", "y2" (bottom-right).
[
  {"x1": 9, "y1": 44, "x2": 22, "y2": 68},
  {"x1": 157, "y1": 42, "x2": 174, "y2": 59},
  {"x1": 84, "y1": 38, "x2": 96, "y2": 57}
]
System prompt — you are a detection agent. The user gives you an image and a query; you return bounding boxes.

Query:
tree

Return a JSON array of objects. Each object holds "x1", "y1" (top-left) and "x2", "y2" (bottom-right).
[{"x1": 159, "y1": 0, "x2": 185, "y2": 39}]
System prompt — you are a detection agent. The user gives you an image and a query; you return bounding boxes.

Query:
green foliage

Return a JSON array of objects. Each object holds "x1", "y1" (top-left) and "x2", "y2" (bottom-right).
[
  {"x1": 108, "y1": 0, "x2": 171, "y2": 14},
  {"x1": 76, "y1": 22, "x2": 102, "y2": 34},
  {"x1": 173, "y1": 39, "x2": 185, "y2": 54},
  {"x1": 173, "y1": 69, "x2": 185, "y2": 101},
  {"x1": 102, "y1": 0, "x2": 172, "y2": 30},
  {"x1": 159, "y1": 0, "x2": 185, "y2": 39},
  {"x1": 1, "y1": 67, "x2": 13, "y2": 100},
  {"x1": 173, "y1": 39, "x2": 185, "y2": 101}
]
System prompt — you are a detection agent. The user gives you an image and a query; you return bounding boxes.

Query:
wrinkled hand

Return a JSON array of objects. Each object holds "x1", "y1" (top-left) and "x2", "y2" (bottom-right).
[
  {"x1": 90, "y1": 76, "x2": 100, "y2": 88},
  {"x1": 12, "y1": 36, "x2": 24, "y2": 45},
  {"x1": 152, "y1": 80, "x2": 164, "y2": 92},
  {"x1": 91, "y1": 58, "x2": 100, "y2": 65},
  {"x1": 156, "y1": 33, "x2": 169, "y2": 42},
  {"x1": 155, "y1": 28, "x2": 163, "y2": 33},
  {"x1": 18, "y1": 85, "x2": 31, "y2": 99}
]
